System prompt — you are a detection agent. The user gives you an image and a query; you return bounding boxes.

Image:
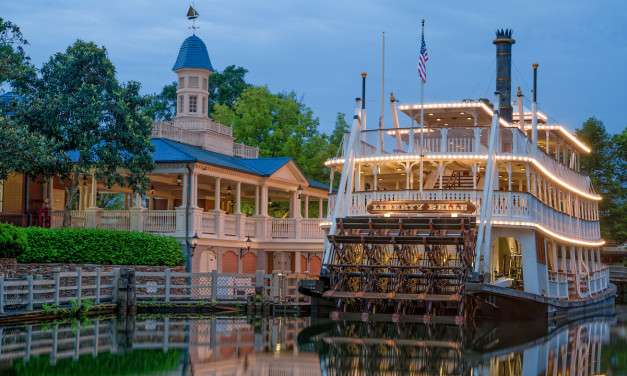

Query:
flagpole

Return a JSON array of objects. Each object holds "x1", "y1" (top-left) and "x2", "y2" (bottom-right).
[{"x1": 418, "y1": 19, "x2": 425, "y2": 194}]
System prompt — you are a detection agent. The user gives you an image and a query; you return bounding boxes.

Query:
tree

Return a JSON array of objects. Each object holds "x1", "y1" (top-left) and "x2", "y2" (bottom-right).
[
  {"x1": 207, "y1": 65, "x2": 249, "y2": 113},
  {"x1": 144, "y1": 82, "x2": 177, "y2": 121},
  {"x1": 576, "y1": 118, "x2": 626, "y2": 243},
  {"x1": 145, "y1": 65, "x2": 249, "y2": 119},
  {"x1": 0, "y1": 18, "x2": 55, "y2": 180},
  {"x1": 18, "y1": 40, "x2": 154, "y2": 219}
]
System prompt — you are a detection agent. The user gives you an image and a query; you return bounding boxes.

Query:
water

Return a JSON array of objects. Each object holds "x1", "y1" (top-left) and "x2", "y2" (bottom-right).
[{"x1": 0, "y1": 307, "x2": 625, "y2": 375}]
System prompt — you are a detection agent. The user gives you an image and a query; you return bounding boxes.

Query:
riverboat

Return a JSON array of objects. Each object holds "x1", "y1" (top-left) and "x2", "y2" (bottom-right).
[{"x1": 302, "y1": 28, "x2": 615, "y2": 324}]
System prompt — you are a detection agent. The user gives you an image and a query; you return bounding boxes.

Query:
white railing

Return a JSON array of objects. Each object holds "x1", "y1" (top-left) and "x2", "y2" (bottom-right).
[
  {"x1": 301, "y1": 219, "x2": 326, "y2": 239},
  {"x1": 201, "y1": 211, "x2": 216, "y2": 234},
  {"x1": 50, "y1": 210, "x2": 86, "y2": 228},
  {"x1": 98, "y1": 210, "x2": 130, "y2": 231},
  {"x1": 223, "y1": 214, "x2": 237, "y2": 236},
  {"x1": 135, "y1": 269, "x2": 312, "y2": 304},
  {"x1": 351, "y1": 127, "x2": 594, "y2": 195},
  {"x1": 0, "y1": 268, "x2": 117, "y2": 314},
  {"x1": 48, "y1": 209, "x2": 327, "y2": 241},
  {"x1": 233, "y1": 142, "x2": 259, "y2": 158},
  {"x1": 271, "y1": 218, "x2": 296, "y2": 238},
  {"x1": 145, "y1": 210, "x2": 176, "y2": 233},
  {"x1": 336, "y1": 189, "x2": 601, "y2": 242},
  {"x1": 153, "y1": 118, "x2": 232, "y2": 136}
]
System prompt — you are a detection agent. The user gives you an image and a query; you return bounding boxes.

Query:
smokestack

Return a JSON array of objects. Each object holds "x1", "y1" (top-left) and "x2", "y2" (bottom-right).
[
  {"x1": 493, "y1": 29, "x2": 515, "y2": 123},
  {"x1": 531, "y1": 64, "x2": 539, "y2": 147},
  {"x1": 360, "y1": 72, "x2": 367, "y2": 110},
  {"x1": 516, "y1": 86, "x2": 524, "y2": 130}
]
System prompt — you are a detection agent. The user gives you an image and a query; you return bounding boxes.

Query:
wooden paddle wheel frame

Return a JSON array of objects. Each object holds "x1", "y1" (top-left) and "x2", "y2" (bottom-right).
[{"x1": 324, "y1": 216, "x2": 476, "y2": 323}]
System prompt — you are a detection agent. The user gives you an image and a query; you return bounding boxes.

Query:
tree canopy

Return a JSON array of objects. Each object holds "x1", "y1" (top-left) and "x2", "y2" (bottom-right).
[
  {"x1": 0, "y1": 18, "x2": 56, "y2": 180},
  {"x1": 212, "y1": 86, "x2": 346, "y2": 182},
  {"x1": 576, "y1": 118, "x2": 626, "y2": 243},
  {"x1": 16, "y1": 39, "x2": 154, "y2": 211}
]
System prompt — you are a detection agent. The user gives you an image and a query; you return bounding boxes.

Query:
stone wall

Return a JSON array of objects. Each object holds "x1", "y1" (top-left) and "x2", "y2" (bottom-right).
[{"x1": 0, "y1": 260, "x2": 184, "y2": 278}]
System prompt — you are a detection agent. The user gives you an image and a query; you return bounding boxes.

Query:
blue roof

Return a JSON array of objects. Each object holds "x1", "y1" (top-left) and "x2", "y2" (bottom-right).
[
  {"x1": 307, "y1": 178, "x2": 329, "y2": 191},
  {"x1": 152, "y1": 138, "x2": 290, "y2": 176},
  {"x1": 172, "y1": 35, "x2": 213, "y2": 71}
]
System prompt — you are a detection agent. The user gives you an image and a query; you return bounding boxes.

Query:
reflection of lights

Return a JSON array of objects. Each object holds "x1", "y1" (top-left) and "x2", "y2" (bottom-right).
[
  {"x1": 451, "y1": 213, "x2": 458, "y2": 217},
  {"x1": 275, "y1": 343, "x2": 281, "y2": 353},
  {"x1": 384, "y1": 213, "x2": 391, "y2": 217}
]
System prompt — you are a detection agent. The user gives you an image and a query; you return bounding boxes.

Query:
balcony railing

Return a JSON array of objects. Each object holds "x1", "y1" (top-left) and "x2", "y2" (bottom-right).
[
  {"x1": 47, "y1": 209, "x2": 326, "y2": 242},
  {"x1": 339, "y1": 127, "x2": 594, "y2": 196},
  {"x1": 329, "y1": 189, "x2": 601, "y2": 241}
]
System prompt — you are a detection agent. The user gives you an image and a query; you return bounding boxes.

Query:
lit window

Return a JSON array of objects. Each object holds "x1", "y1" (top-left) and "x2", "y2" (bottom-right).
[
  {"x1": 178, "y1": 96, "x2": 183, "y2": 113},
  {"x1": 189, "y1": 95, "x2": 197, "y2": 113},
  {"x1": 178, "y1": 77, "x2": 185, "y2": 88},
  {"x1": 189, "y1": 76, "x2": 199, "y2": 88}
]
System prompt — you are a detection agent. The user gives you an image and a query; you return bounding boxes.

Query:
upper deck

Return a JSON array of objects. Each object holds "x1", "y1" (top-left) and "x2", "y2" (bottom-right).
[{"x1": 325, "y1": 101, "x2": 599, "y2": 201}]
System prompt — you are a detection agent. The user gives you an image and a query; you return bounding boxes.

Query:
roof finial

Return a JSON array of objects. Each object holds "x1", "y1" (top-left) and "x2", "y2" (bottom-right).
[{"x1": 187, "y1": 2, "x2": 199, "y2": 34}]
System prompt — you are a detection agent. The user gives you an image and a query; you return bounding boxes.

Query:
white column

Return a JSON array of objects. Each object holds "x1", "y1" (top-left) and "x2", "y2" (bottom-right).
[
  {"x1": 303, "y1": 195, "x2": 309, "y2": 218},
  {"x1": 254, "y1": 185, "x2": 260, "y2": 215},
  {"x1": 507, "y1": 162, "x2": 513, "y2": 192},
  {"x1": 234, "y1": 181, "x2": 241, "y2": 214},
  {"x1": 440, "y1": 128, "x2": 448, "y2": 153},
  {"x1": 89, "y1": 173, "x2": 97, "y2": 208},
  {"x1": 190, "y1": 172, "x2": 199, "y2": 208},
  {"x1": 134, "y1": 192, "x2": 142, "y2": 208},
  {"x1": 292, "y1": 190, "x2": 301, "y2": 218},
  {"x1": 214, "y1": 177, "x2": 221, "y2": 211},
  {"x1": 260, "y1": 184, "x2": 269, "y2": 216},
  {"x1": 179, "y1": 172, "x2": 188, "y2": 208},
  {"x1": 47, "y1": 178, "x2": 54, "y2": 208}
]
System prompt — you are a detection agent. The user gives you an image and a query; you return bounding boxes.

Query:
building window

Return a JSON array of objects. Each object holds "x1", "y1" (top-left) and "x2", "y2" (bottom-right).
[
  {"x1": 189, "y1": 95, "x2": 197, "y2": 113},
  {"x1": 178, "y1": 95, "x2": 183, "y2": 113},
  {"x1": 202, "y1": 77, "x2": 208, "y2": 90},
  {"x1": 202, "y1": 96, "x2": 206, "y2": 114},
  {"x1": 189, "y1": 76, "x2": 199, "y2": 88},
  {"x1": 178, "y1": 77, "x2": 185, "y2": 88}
]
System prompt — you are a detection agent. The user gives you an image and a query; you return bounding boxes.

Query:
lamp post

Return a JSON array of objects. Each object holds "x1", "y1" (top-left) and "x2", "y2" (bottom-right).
[{"x1": 186, "y1": 233, "x2": 199, "y2": 273}]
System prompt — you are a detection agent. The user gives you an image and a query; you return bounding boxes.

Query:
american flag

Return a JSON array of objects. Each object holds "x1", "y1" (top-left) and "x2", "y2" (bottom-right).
[{"x1": 418, "y1": 20, "x2": 429, "y2": 83}]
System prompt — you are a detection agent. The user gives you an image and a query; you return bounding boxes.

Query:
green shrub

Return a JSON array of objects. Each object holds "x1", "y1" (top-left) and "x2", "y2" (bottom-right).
[
  {"x1": 0, "y1": 223, "x2": 28, "y2": 258},
  {"x1": 20, "y1": 227, "x2": 183, "y2": 266}
]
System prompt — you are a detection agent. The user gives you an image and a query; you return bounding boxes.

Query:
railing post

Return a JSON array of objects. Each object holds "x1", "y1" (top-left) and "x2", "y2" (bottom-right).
[
  {"x1": 95, "y1": 267, "x2": 101, "y2": 304},
  {"x1": 76, "y1": 267, "x2": 82, "y2": 304},
  {"x1": 53, "y1": 269, "x2": 60, "y2": 305},
  {"x1": 0, "y1": 276, "x2": 4, "y2": 314},
  {"x1": 165, "y1": 268, "x2": 171, "y2": 303},
  {"x1": 211, "y1": 270, "x2": 218, "y2": 303},
  {"x1": 26, "y1": 275, "x2": 34, "y2": 311},
  {"x1": 112, "y1": 268, "x2": 120, "y2": 304},
  {"x1": 295, "y1": 218, "x2": 302, "y2": 239}
]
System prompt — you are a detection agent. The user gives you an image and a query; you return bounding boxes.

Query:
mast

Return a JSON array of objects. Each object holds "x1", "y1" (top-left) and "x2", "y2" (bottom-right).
[
  {"x1": 322, "y1": 78, "x2": 367, "y2": 266},
  {"x1": 378, "y1": 32, "x2": 385, "y2": 154},
  {"x1": 475, "y1": 92, "x2": 501, "y2": 274},
  {"x1": 531, "y1": 64, "x2": 539, "y2": 148}
]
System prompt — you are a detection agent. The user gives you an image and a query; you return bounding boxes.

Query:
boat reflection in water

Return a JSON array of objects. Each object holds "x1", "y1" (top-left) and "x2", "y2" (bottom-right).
[
  {"x1": 0, "y1": 312, "x2": 623, "y2": 375},
  {"x1": 299, "y1": 317, "x2": 616, "y2": 375}
]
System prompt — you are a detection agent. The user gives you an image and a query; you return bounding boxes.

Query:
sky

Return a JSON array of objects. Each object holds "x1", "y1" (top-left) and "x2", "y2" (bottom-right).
[{"x1": 2, "y1": 0, "x2": 626, "y2": 135}]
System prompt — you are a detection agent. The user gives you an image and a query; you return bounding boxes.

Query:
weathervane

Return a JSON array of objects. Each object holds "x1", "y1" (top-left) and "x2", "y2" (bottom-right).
[{"x1": 187, "y1": 2, "x2": 199, "y2": 34}]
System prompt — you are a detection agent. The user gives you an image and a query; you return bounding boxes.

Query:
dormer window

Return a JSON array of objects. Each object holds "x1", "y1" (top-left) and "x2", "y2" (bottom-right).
[
  {"x1": 202, "y1": 96, "x2": 206, "y2": 114},
  {"x1": 178, "y1": 77, "x2": 185, "y2": 89},
  {"x1": 202, "y1": 77, "x2": 208, "y2": 90},
  {"x1": 189, "y1": 95, "x2": 198, "y2": 113},
  {"x1": 189, "y1": 76, "x2": 199, "y2": 88},
  {"x1": 178, "y1": 95, "x2": 183, "y2": 113}
]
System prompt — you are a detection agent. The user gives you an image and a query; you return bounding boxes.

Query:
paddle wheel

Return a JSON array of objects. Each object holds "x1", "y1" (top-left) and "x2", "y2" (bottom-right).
[{"x1": 323, "y1": 216, "x2": 476, "y2": 323}]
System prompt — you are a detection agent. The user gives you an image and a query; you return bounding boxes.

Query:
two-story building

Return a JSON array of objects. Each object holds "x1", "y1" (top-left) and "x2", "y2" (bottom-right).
[{"x1": 0, "y1": 33, "x2": 329, "y2": 275}]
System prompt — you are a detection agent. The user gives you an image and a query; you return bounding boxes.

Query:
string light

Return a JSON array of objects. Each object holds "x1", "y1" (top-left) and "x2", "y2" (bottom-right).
[{"x1": 523, "y1": 124, "x2": 591, "y2": 153}]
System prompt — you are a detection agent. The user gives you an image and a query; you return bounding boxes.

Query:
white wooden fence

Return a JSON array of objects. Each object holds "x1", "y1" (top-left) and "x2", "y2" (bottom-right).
[
  {"x1": 0, "y1": 268, "x2": 117, "y2": 314},
  {"x1": 135, "y1": 270, "x2": 312, "y2": 305},
  {"x1": 0, "y1": 268, "x2": 314, "y2": 315}
]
